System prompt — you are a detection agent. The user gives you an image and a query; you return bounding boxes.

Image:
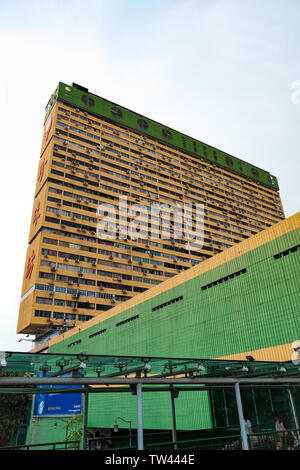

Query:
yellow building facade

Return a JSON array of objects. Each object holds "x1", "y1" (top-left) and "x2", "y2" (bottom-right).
[{"x1": 17, "y1": 82, "x2": 285, "y2": 343}]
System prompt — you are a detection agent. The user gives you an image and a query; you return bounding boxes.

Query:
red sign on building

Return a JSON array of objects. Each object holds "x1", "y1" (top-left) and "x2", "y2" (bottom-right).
[{"x1": 25, "y1": 250, "x2": 36, "y2": 279}]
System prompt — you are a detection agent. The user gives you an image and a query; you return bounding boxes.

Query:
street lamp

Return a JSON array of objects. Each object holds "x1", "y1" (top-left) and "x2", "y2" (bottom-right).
[{"x1": 114, "y1": 417, "x2": 132, "y2": 448}]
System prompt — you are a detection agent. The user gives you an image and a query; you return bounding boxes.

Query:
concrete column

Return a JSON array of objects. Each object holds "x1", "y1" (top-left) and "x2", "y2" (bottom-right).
[
  {"x1": 136, "y1": 382, "x2": 144, "y2": 450},
  {"x1": 170, "y1": 386, "x2": 178, "y2": 450},
  {"x1": 289, "y1": 388, "x2": 300, "y2": 440},
  {"x1": 234, "y1": 382, "x2": 249, "y2": 450}
]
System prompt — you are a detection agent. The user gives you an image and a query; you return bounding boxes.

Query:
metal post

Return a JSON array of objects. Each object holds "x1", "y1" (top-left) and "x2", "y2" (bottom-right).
[
  {"x1": 82, "y1": 387, "x2": 89, "y2": 450},
  {"x1": 170, "y1": 386, "x2": 178, "y2": 450},
  {"x1": 234, "y1": 382, "x2": 249, "y2": 450},
  {"x1": 129, "y1": 421, "x2": 132, "y2": 449},
  {"x1": 136, "y1": 382, "x2": 144, "y2": 450},
  {"x1": 115, "y1": 417, "x2": 132, "y2": 448},
  {"x1": 288, "y1": 388, "x2": 300, "y2": 440}
]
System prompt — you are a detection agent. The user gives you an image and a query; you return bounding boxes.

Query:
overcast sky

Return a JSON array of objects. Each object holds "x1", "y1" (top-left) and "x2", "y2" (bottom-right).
[{"x1": 0, "y1": 0, "x2": 299, "y2": 352}]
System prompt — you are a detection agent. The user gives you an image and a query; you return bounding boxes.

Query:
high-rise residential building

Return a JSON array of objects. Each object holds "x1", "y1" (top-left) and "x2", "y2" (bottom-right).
[{"x1": 17, "y1": 82, "x2": 285, "y2": 343}]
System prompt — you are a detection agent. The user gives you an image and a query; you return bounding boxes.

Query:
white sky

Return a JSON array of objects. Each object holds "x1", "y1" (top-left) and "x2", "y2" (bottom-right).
[{"x1": 0, "y1": 0, "x2": 299, "y2": 351}]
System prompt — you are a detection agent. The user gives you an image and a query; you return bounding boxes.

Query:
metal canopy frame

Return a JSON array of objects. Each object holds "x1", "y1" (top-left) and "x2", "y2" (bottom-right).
[{"x1": 0, "y1": 351, "x2": 299, "y2": 451}]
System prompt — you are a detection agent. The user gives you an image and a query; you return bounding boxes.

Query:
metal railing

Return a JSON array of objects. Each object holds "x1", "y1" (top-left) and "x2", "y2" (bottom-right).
[
  {"x1": 145, "y1": 434, "x2": 242, "y2": 451},
  {"x1": 1, "y1": 429, "x2": 299, "y2": 451},
  {"x1": 248, "y1": 429, "x2": 300, "y2": 451},
  {"x1": 0, "y1": 440, "x2": 81, "y2": 451}
]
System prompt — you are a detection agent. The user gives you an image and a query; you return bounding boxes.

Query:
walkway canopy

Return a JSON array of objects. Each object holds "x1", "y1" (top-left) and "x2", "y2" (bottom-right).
[{"x1": 0, "y1": 351, "x2": 299, "y2": 450}]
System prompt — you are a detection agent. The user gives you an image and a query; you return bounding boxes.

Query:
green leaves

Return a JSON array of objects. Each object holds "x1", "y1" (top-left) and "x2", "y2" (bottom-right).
[{"x1": 0, "y1": 373, "x2": 31, "y2": 447}]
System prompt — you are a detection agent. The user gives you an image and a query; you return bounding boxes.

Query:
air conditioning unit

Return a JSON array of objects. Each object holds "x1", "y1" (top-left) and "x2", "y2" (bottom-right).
[{"x1": 51, "y1": 264, "x2": 56, "y2": 272}]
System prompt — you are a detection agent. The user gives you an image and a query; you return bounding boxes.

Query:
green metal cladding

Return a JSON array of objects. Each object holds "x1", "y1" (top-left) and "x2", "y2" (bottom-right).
[
  {"x1": 47, "y1": 225, "x2": 300, "y2": 431},
  {"x1": 45, "y1": 82, "x2": 279, "y2": 190}
]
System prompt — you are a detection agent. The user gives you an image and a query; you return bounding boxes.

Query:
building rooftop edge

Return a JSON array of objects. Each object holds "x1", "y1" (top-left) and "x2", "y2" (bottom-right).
[{"x1": 45, "y1": 81, "x2": 280, "y2": 191}]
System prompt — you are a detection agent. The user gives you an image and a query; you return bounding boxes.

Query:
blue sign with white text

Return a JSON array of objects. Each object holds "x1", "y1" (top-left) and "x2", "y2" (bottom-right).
[{"x1": 33, "y1": 372, "x2": 82, "y2": 416}]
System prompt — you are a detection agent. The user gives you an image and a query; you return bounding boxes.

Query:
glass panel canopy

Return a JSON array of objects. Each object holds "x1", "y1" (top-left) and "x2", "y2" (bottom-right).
[{"x1": 0, "y1": 351, "x2": 299, "y2": 379}]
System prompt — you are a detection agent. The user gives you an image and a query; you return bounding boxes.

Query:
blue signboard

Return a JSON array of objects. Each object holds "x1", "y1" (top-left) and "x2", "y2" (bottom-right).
[{"x1": 33, "y1": 372, "x2": 82, "y2": 417}]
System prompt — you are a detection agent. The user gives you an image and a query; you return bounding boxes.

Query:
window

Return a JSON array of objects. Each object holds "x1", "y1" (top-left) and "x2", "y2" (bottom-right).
[
  {"x1": 201, "y1": 269, "x2": 246, "y2": 290},
  {"x1": 89, "y1": 328, "x2": 107, "y2": 338},
  {"x1": 65, "y1": 314, "x2": 76, "y2": 320},
  {"x1": 35, "y1": 310, "x2": 51, "y2": 318},
  {"x1": 68, "y1": 339, "x2": 82, "y2": 348},
  {"x1": 53, "y1": 312, "x2": 64, "y2": 319},
  {"x1": 39, "y1": 272, "x2": 55, "y2": 280},
  {"x1": 36, "y1": 297, "x2": 52, "y2": 305},
  {"x1": 116, "y1": 315, "x2": 139, "y2": 327},
  {"x1": 78, "y1": 314, "x2": 93, "y2": 321},
  {"x1": 152, "y1": 296, "x2": 183, "y2": 311},
  {"x1": 274, "y1": 244, "x2": 300, "y2": 260}
]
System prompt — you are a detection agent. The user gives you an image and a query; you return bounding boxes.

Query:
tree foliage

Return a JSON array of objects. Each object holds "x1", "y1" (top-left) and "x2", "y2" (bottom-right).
[
  {"x1": 63, "y1": 414, "x2": 83, "y2": 448},
  {"x1": 0, "y1": 373, "x2": 31, "y2": 447}
]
